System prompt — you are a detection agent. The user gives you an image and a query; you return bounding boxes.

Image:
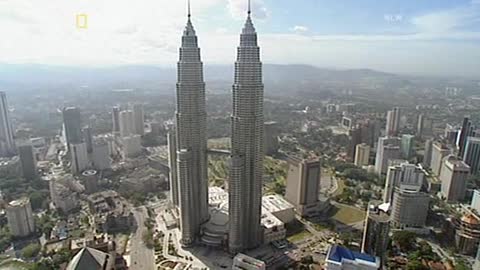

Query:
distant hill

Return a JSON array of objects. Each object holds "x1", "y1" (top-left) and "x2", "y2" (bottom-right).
[{"x1": 0, "y1": 63, "x2": 413, "y2": 94}]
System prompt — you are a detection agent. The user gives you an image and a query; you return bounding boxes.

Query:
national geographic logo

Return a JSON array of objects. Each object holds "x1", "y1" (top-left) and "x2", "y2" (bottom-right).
[{"x1": 76, "y1": 14, "x2": 88, "y2": 29}]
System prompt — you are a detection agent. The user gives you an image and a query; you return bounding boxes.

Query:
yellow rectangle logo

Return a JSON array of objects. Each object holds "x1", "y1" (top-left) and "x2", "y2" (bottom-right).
[{"x1": 76, "y1": 14, "x2": 88, "y2": 29}]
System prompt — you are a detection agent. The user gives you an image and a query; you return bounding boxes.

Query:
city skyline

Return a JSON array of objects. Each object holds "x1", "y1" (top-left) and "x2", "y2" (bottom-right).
[{"x1": 0, "y1": 0, "x2": 480, "y2": 77}]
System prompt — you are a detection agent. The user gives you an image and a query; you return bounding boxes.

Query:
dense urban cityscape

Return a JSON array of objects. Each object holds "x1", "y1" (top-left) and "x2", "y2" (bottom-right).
[{"x1": 1, "y1": 0, "x2": 480, "y2": 270}]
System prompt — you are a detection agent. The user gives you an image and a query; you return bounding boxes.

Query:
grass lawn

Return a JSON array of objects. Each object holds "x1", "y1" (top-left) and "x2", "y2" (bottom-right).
[
  {"x1": 287, "y1": 230, "x2": 312, "y2": 243},
  {"x1": 331, "y1": 204, "x2": 366, "y2": 225},
  {"x1": 0, "y1": 260, "x2": 31, "y2": 270}
]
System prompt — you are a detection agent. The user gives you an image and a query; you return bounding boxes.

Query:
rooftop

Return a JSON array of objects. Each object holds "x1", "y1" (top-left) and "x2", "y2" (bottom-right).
[
  {"x1": 262, "y1": 195, "x2": 294, "y2": 213},
  {"x1": 66, "y1": 247, "x2": 109, "y2": 270},
  {"x1": 327, "y1": 245, "x2": 379, "y2": 266},
  {"x1": 9, "y1": 197, "x2": 30, "y2": 207}
]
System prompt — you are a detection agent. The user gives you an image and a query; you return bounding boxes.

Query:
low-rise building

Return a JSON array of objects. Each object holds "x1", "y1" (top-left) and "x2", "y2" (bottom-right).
[
  {"x1": 232, "y1": 253, "x2": 266, "y2": 270},
  {"x1": 200, "y1": 187, "x2": 291, "y2": 248},
  {"x1": 87, "y1": 191, "x2": 134, "y2": 233},
  {"x1": 325, "y1": 244, "x2": 380, "y2": 270},
  {"x1": 50, "y1": 179, "x2": 80, "y2": 213},
  {"x1": 66, "y1": 246, "x2": 127, "y2": 270},
  {"x1": 0, "y1": 156, "x2": 21, "y2": 178}
]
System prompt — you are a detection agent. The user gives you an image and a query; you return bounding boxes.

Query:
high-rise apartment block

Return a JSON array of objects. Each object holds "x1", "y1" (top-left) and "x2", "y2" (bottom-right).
[
  {"x1": 175, "y1": 9, "x2": 209, "y2": 247},
  {"x1": 386, "y1": 107, "x2": 401, "y2": 136},
  {"x1": 264, "y1": 121, "x2": 279, "y2": 155},
  {"x1": 401, "y1": 134, "x2": 415, "y2": 160},
  {"x1": 384, "y1": 162, "x2": 424, "y2": 203},
  {"x1": 0, "y1": 92, "x2": 16, "y2": 157},
  {"x1": 285, "y1": 157, "x2": 321, "y2": 217},
  {"x1": 70, "y1": 142, "x2": 89, "y2": 174},
  {"x1": 18, "y1": 143, "x2": 37, "y2": 180},
  {"x1": 112, "y1": 106, "x2": 120, "y2": 134},
  {"x1": 119, "y1": 110, "x2": 134, "y2": 138},
  {"x1": 458, "y1": 117, "x2": 475, "y2": 157},
  {"x1": 375, "y1": 136, "x2": 401, "y2": 175},
  {"x1": 354, "y1": 143, "x2": 370, "y2": 167},
  {"x1": 6, "y1": 197, "x2": 35, "y2": 237},
  {"x1": 463, "y1": 137, "x2": 480, "y2": 175},
  {"x1": 444, "y1": 124, "x2": 460, "y2": 145},
  {"x1": 121, "y1": 135, "x2": 142, "y2": 159},
  {"x1": 132, "y1": 103, "x2": 145, "y2": 135},
  {"x1": 63, "y1": 107, "x2": 82, "y2": 149},
  {"x1": 92, "y1": 138, "x2": 111, "y2": 170},
  {"x1": 430, "y1": 142, "x2": 451, "y2": 176},
  {"x1": 423, "y1": 139, "x2": 433, "y2": 168},
  {"x1": 391, "y1": 188, "x2": 429, "y2": 229},
  {"x1": 83, "y1": 126, "x2": 94, "y2": 154},
  {"x1": 229, "y1": 7, "x2": 264, "y2": 253},
  {"x1": 348, "y1": 126, "x2": 362, "y2": 161},
  {"x1": 440, "y1": 155, "x2": 470, "y2": 202},
  {"x1": 361, "y1": 203, "x2": 390, "y2": 265},
  {"x1": 417, "y1": 114, "x2": 433, "y2": 138}
]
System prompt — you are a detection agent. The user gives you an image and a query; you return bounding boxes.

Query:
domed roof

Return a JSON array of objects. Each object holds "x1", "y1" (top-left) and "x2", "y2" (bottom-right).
[{"x1": 461, "y1": 214, "x2": 480, "y2": 225}]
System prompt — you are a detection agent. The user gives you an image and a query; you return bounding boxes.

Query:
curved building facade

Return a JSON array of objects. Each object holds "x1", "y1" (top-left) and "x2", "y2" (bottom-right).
[
  {"x1": 175, "y1": 11, "x2": 209, "y2": 246},
  {"x1": 229, "y1": 9, "x2": 264, "y2": 253},
  {"x1": 391, "y1": 188, "x2": 429, "y2": 229}
]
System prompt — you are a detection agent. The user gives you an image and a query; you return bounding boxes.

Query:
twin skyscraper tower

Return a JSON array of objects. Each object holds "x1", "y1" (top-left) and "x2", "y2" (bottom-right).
[{"x1": 171, "y1": 1, "x2": 264, "y2": 253}]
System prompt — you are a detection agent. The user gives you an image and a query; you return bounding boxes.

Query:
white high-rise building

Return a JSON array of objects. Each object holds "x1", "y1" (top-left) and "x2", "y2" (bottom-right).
[
  {"x1": 391, "y1": 188, "x2": 430, "y2": 229},
  {"x1": 440, "y1": 155, "x2": 470, "y2": 202},
  {"x1": 70, "y1": 142, "x2": 89, "y2": 174},
  {"x1": 131, "y1": 103, "x2": 145, "y2": 136},
  {"x1": 0, "y1": 92, "x2": 16, "y2": 157},
  {"x1": 175, "y1": 6, "x2": 209, "y2": 246},
  {"x1": 229, "y1": 5, "x2": 264, "y2": 253},
  {"x1": 6, "y1": 197, "x2": 35, "y2": 237},
  {"x1": 431, "y1": 142, "x2": 451, "y2": 176},
  {"x1": 384, "y1": 162, "x2": 424, "y2": 203},
  {"x1": 119, "y1": 110, "x2": 134, "y2": 137},
  {"x1": 375, "y1": 136, "x2": 401, "y2": 175}
]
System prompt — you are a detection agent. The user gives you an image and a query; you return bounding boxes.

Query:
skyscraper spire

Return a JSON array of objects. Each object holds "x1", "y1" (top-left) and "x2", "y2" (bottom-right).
[
  {"x1": 175, "y1": 0, "x2": 209, "y2": 247},
  {"x1": 248, "y1": 0, "x2": 251, "y2": 15},
  {"x1": 229, "y1": 0, "x2": 264, "y2": 253}
]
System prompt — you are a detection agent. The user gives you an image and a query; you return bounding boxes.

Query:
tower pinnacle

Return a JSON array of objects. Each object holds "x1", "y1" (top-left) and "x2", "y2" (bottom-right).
[
  {"x1": 188, "y1": 0, "x2": 191, "y2": 18},
  {"x1": 248, "y1": 0, "x2": 251, "y2": 15}
]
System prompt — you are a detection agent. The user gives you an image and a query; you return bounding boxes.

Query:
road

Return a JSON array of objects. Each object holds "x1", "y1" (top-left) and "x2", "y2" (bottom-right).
[{"x1": 129, "y1": 206, "x2": 155, "y2": 270}]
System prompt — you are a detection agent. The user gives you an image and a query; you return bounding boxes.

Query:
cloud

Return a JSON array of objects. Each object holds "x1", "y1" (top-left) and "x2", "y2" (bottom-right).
[
  {"x1": 1, "y1": 0, "x2": 480, "y2": 77},
  {"x1": 411, "y1": 4, "x2": 480, "y2": 33},
  {"x1": 227, "y1": 0, "x2": 268, "y2": 19},
  {"x1": 290, "y1": 25, "x2": 308, "y2": 33}
]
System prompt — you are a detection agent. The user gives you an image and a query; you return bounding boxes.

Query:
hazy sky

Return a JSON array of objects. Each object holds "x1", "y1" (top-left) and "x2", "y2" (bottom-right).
[{"x1": 1, "y1": 0, "x2": 480, "y2": 77}]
